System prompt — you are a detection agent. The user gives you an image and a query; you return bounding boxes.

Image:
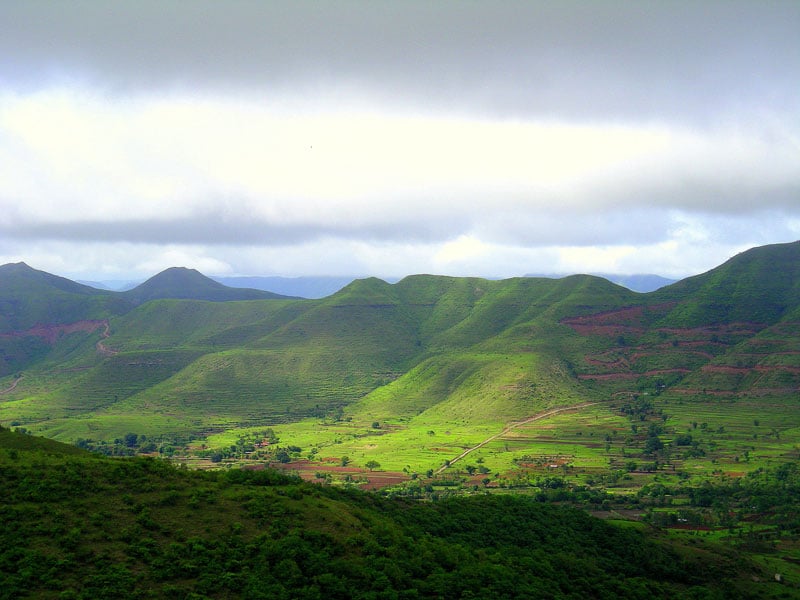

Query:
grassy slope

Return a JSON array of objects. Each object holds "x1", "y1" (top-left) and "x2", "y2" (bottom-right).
[
  {"x1": 653, "y1": 240, "x2": 800, "y2": 327},
  {"x1": 2, "y1": 242, "x2": 800, "y2": 461},
  {"x1": 0, "y1": 263, "x2": 129, "y2": 333}
]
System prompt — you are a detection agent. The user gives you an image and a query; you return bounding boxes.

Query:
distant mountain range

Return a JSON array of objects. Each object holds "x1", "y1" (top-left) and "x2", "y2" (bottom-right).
[{"x1": 0, "y1": 241, "x2": 798, "y2": 444}]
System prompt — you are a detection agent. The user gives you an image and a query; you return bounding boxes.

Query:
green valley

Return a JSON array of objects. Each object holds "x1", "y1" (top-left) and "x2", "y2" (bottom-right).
[
  {"x1": 2, "y1": 242, "x2": 800, "y2": 595},
  {"x1": 1, "y1": 244, "x2": 799, "y2": 486}
]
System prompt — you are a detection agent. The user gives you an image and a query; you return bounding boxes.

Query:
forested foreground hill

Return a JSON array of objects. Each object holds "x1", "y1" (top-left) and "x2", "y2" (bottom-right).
[{"x1": 0, "y1": 426, "x2": 789, "y2": 600}]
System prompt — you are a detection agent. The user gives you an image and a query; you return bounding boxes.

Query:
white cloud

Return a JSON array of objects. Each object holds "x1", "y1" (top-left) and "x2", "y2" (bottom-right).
[
  {"x1": 0, "y1": 2, "x2": 798, "y2": 281},
  {"x1": 3, "y1": 90, "x2": 797, "y2": 234}
]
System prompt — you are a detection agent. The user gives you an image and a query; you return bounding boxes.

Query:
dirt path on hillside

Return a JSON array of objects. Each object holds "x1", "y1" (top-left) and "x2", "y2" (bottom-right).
[
  {"x1": 96, "y1": 321, "x2": 118, "y2": 356},
  {"x1": 0, "y1": 375, "x2": 22, "y2": 395},
  {"x1": 434, "y1": 401, "x2": 600, "y2": 475}
]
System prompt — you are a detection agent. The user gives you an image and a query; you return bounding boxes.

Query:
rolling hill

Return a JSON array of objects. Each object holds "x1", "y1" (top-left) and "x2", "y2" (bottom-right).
[{"x1": 0, "y1": 242, "x2": 798, "y2": 455}]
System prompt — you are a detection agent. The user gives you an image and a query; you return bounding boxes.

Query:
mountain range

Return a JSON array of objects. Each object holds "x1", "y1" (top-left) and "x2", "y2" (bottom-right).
[
  {"x1": 81, "y1": 272, "x2": 674, "y2": 298},
  {"x1": 0, "y1": 241, "x2": 798, "y2": 444}
]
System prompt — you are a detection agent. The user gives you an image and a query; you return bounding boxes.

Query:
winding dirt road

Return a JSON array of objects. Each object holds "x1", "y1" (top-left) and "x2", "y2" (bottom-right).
[
  {"x1": 96, "y1": 321, "x2": 118, "y2": 356},
  {"x1": 0, "y1": 376, "x2": 22, "y2": 395},
  {"x1": 434, "y1": 401, "x2": 600, "y2": 475}
]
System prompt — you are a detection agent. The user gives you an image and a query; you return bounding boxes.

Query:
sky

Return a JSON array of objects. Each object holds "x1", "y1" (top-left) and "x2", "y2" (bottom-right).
[{"x1": 1, "y1": 1, "x2": 798, "y2": 282}]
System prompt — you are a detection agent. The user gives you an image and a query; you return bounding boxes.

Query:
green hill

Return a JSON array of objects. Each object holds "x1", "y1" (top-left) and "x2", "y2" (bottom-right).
[
  {"x1": 122, "y1": 267, "x2": 295, "y2": 304},
  {"x1": 0, "y1": 262, "x2": 128, "y2": 333},
  {"x1": 0, "y1": 426, "x2": 784, "y2": 599},
  {"x1": 1, "y1": 242, "x2": 799, "y2": 454},
  {"x1": 653, "y1": 240, "x2": 800, "y2": 326}
]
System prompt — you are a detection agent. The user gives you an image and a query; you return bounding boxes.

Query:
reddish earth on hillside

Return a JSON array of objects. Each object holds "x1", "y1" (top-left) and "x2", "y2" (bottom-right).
[
  {"x1": 247, "y1": 459, "x2": 411, "y2": 490},
  {"x1": 0, "y1": 320, "x2": 107, "y2": 344},
  {"x1": 562, "y1": 306, "x2": 800, "y2": 394}
]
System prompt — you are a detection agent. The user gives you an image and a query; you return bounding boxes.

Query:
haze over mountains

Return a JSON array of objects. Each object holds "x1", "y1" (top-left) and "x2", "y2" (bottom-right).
[{"x1": 0, "y1": 241, "x2": 798, "y2": 444}]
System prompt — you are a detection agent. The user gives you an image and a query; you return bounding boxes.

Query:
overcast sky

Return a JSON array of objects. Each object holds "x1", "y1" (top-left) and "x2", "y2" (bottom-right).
[{"x1": 1, "y1": 1, "x2": 798, "y2": 282}]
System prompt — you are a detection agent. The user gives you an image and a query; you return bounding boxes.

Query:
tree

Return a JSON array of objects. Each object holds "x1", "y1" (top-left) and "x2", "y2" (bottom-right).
[
  {"x1": 644, "y1": 434, "x2": 663, "y2": 455},
  {"x1": 340, "y1": 455, "x2": 350, "y2": 467},
  {"x1": 365, "y1": 460, "x2": 380, "y2": 471}
]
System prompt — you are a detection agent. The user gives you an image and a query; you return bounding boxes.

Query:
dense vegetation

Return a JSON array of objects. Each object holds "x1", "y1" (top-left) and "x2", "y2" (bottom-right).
[{"x1": 0, "y1": 425, "x2": 790, "y2": 599}]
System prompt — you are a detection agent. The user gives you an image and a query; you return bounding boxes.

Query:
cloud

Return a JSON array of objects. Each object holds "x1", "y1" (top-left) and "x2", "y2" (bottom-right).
[
  {"x1": 2, "y1": 2, "x2": 798, "y2": 122},
  {"x1": 2, "y1": 90, "x2": 796, "y2": 253},
  {"x1": 0, "y1": 2, "x2": 798, "y2": 280}
]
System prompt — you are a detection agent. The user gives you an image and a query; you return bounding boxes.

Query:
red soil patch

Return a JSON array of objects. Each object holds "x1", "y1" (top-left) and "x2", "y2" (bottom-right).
[
  {"x1": 253, "y1": 459, "x2": 411, "y2": 490},
  {"x1": 0, "y1": 320, "x2": 108, "y2": 344}
]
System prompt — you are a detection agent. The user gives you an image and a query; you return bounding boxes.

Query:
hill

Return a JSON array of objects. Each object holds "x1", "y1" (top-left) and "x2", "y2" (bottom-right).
[
  {"x1": 0, "y1": 262, "x2": 128, "y2": 333},
  {"x1": 122, "y1": 267, "x2": 296, "y2": 304},
  {"x1": 0, "y1": 264, "x2": 298, "y2": 378},
  {"x1": 0, "y1": 242, "x2": 798, "y2": 482},
  {"x1": 653, "y1": 240, "x2": 800, "y2": 326},
  {"x1": 0, "y1": 425, "x2": 786, "y2": 599}
]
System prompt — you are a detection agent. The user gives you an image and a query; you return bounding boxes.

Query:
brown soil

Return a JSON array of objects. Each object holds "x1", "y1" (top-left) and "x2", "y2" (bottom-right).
[
  {"x1": 253, "y1": 459, "x2": 411, "y2": 490},
  {"x1": 0, "y1": 320, "x2": 108, "y2": 344}
]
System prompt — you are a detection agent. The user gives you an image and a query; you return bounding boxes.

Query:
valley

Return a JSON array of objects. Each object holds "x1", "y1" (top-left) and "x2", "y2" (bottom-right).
[
  {"x1": 2, "y1": 241, "x2": 800, "y2": 595},
  {"x1": 1, "y1": 244, "x2": 799, "y2": 490}
]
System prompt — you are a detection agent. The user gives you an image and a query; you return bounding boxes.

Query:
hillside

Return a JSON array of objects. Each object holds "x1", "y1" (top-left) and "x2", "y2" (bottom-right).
[
  {"x1": 0, "y1": 425, "x2": 786, "y2": 599},
  {"x1": 653, "y1": 241, "x2": 800, "y2": 326},
  {"x1": 0, "y1": 242, "x2": 798, "y2": 478},
  {"x1": 563, "y1": 241, "x2": 800, "y2": 396},
  {"x1": 0, "y1": 264, "x2": 297, "y2": 379},
  {"x1": 0, "y1": 262, "x2": 129, "y2": 333}
]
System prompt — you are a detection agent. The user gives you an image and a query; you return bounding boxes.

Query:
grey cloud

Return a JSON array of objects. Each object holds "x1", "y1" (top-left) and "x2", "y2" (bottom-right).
[
  {"x1": 0, "y1": 210, "x2": 468, "y2": 246},
  {"x1": 2, "y1": 1, "x2": 797, "y2": 122}
]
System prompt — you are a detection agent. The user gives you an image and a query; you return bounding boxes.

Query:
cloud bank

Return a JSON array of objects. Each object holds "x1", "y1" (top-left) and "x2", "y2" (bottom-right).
[{"x1": 1, "y1": 1, "x2": 798, "y2": 280}]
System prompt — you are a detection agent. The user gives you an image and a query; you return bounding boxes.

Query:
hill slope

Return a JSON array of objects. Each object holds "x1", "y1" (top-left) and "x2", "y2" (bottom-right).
[
  {"x1": 0, "y1": 426, "x2": 781, "y2": 600},
  {"x1": 0, "y1": 262, "x2": 128, "y2": 333},
  {"x1": 0, "y1": 242, "x2": 798, "y2": 447}
]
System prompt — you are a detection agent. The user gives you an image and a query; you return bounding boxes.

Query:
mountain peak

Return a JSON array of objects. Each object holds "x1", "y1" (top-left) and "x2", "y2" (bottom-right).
[{"x1": 123, "y1": 266, "x2": 293, "y2": 304}]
